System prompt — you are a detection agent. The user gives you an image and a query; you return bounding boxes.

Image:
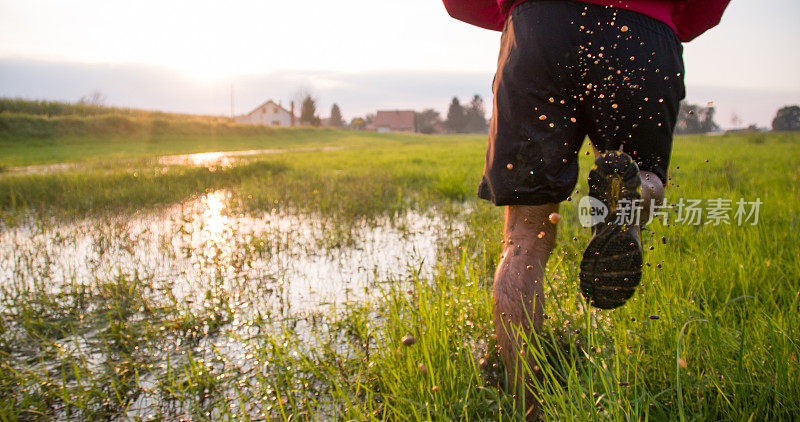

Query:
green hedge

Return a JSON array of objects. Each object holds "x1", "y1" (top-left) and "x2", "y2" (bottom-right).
[{"x1": 0, "y1": 113, "x2": 284, "y2": 139}]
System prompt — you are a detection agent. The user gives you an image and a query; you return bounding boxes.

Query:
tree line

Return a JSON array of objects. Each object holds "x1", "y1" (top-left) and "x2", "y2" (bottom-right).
[
  {"x1": 676, "y1": 102, "x2": 799, "y2": 133},
  {"x1": 415, "y1": 95, "x2": 489, "y2": 134},
  {"x1": 675, "y1": 102, "x2": 719, "y2": 134},
  {"x1": 296, "y1": 93, "x2": 489, "y2": 134},
  {"x1": 297, "y1": 92, "x2": 799, "y2": 134}
]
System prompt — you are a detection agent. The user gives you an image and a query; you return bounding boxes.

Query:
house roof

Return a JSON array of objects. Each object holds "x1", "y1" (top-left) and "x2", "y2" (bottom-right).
[
  {"x1": 246, "y1": 100, "x2": 294, "y2": 117},
  {"x1": 374, "y1": 110, "x2": 414, "y2": 130}
]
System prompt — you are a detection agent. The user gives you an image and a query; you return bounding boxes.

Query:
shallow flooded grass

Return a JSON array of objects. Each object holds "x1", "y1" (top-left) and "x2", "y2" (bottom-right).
[{"x1": 1, "y1": 131, "x2": 799, "y2": 420}]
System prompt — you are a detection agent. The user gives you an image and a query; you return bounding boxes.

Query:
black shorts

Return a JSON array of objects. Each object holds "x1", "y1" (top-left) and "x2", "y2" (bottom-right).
[{"x1": 478, "y1": 0, "x2": 685, "y2": 206}]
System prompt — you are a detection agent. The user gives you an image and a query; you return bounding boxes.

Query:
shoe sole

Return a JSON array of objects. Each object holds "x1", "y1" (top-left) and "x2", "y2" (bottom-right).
[{"x1": 579, "y1": 151, "x2": 643, "y2": 310}]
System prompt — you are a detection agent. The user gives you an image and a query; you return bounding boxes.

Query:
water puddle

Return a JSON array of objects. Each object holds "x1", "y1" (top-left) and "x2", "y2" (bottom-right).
[
  {"x1": 3, "y1": 162, "x2": 77, "y2": 175},
  {"x1": 1, "y1": 190, "x2": 465, "y2": 418},
  {"x1": 3, "y1": 146, "x2": 344, "y2": 175},
  {"x1": 1, "y1": 190, "x2": 461, "y2": 317},
  {"x1": 156, "y1": 146, "x2": 343, "y2": 168}
]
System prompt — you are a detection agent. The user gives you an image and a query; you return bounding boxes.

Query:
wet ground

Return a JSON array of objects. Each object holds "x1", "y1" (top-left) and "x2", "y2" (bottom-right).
[
  {"x1": 0, "y1": 189, "x2": 465, "y2": 418},
  {"x1": 2, "y1": 190, "x2": 462, "y2": 317},
  {"x1": 3, "y1": 146, "x2": 345, "y2": 175}
]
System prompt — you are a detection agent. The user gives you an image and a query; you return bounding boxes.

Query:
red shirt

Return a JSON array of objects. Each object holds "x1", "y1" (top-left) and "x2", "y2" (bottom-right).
[{"x1": 442, "y1": 0, "x2": 731, "y2": 42}]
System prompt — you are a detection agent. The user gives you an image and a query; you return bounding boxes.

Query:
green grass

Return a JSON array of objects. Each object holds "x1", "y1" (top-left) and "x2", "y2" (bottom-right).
[
  {"x1": 0, "y1": 103, "x2": 474, "y2": 167},
  {"x1": 0, "y1": 127, "x2": 798, "y2": 420},
  {"x1": 0, "y1": 97, "x2": 228, "y2": 120},
  {"x1": 0, "y1": 112, "x2": 466, "y2": 167}
]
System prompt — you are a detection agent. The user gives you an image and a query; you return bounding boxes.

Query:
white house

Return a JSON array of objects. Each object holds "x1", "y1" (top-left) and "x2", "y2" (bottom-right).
[{"x1": 235, "y1": 100, "x2": 295, "y2": 127}]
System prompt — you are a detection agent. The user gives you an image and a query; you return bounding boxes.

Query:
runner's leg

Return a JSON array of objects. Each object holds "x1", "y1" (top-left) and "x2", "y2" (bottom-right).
[{"x1": 493, "y1": 204, "x2": 557, "y2": 416}]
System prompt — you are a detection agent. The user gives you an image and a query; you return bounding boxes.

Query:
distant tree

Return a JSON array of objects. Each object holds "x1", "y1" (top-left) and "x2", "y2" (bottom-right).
[
  {"x1": 699, "y1": 106, "x2": 720, "y2": 132},
  {"x1": 79, "y1": 90, "x2": 106, "y2": 106},
  {"x1": 364, "y1": 113, "x2": 375, "y2": 125},
  {"x1": 676, "y1": 103, "x2": 701, "y2": 133},
  {"x1": 349, "y1": 117, "x2": 366, "y2": 130},
  {"x1": 445, "y1": 97, "x2": 466, "y2": 133},
  {"x1": 300, "y1": 95, "x2": 320, "y2": 126},
  {"x1": 329, "y1": 103, "x2": 344, "y2": 127},
  {"x1": 414, "y1": 109, "x2": 443, "y2": 134},
  {"x1": 676, "y1": 102, "x2": 718, "y2": 134},
  {"x1": 772, "y1": 105, "x2": 800, "y2": 131},
  {"x1": 465, "y1": 94, "x2": 489, "y2": 133}
]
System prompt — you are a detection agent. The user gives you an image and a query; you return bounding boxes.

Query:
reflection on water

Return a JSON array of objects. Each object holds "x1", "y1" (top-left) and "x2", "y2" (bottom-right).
[
  {"x1": 0, "y1": 191, "x2": 464, "y2": 418},
  {"x1": 3, "y1": 146, "x2": 345, "y2": 175},
  {"x1": 1, "y1": 189, "x2": 461, "y2": 317},
  {"x1": 3, "y1": 162, "x2": 77, "y2": 175},
  {"x1": 157, "y1": 146, "x2": 344, "y2": 169}
]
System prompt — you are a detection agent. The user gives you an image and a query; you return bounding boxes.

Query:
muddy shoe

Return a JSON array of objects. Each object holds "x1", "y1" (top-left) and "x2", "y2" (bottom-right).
[{"x1": 579, "y1": 151, "x2": 643, "y2": 309}]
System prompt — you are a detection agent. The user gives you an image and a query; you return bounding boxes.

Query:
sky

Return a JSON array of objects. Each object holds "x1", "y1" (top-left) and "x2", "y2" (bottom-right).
[{"x1": 1, "y1": 0, "x2": 798, "y2": 128}]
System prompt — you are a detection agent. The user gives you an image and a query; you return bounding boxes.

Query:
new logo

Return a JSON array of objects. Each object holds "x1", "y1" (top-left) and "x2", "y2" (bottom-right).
[{"x1": 578, "y1": 196, "x2": 607, "y2": 228}]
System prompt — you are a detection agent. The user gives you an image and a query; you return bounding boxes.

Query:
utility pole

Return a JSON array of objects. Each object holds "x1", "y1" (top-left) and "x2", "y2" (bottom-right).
[{"x1": 230, "y1": 83, "x2": 234, "y2": 118}]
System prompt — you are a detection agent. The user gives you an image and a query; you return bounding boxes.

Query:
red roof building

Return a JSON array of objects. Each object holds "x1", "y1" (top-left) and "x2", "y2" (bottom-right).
[{"x1": 373, "y1": 110, "x2": 415, "y2": 133}]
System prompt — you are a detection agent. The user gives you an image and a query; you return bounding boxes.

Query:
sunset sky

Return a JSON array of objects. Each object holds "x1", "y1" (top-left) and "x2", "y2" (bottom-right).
[{"x1": 1, "y1": 0, "x2": 798, "y2": 127}]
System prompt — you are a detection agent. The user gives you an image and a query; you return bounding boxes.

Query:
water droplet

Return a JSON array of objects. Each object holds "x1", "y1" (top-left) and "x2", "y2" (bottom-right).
[
  {"x1": 620, "y1": 25, "x2": 629, "y2": 32},
  {"x1": 549, "y1": 212, "x2": 561, "y2": 224},
  {"x1": 539, "y1": 114, "x2": 547, "y2": 120},
  {"x1": 506, "y1": 163, "x2": 514, "y2": 170},
  {"x1": 570, "y1": 117, "x2": 577, "y2": 123},
  {"x1": 612, "y1": 103, "x2": 618, "y2": 109},
  {"x1": 549, "y1": 97, "x2": 555, "y2": 103},
  {"x1": 401, "y1": 335, "x2": 416, "y2": 346}
]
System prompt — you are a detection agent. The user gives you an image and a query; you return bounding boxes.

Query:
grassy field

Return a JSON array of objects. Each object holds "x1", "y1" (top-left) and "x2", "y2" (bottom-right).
[{"x1": 0, "y1": 110, "x2": 798, "y2": 420}]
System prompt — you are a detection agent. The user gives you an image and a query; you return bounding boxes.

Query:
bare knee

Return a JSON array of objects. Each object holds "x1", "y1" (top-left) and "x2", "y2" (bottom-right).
[{"x1": 503, "y1": 204, "x2": 559, "y2": 255}]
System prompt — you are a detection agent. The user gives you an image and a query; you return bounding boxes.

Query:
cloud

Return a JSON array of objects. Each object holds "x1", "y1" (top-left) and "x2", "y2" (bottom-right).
[
  {"x1": 0, "y1": 58, "x2": 495, "y2": 119},
  {"x1": 1, "y1": 58, "x2": 797, "y2": 127}
]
